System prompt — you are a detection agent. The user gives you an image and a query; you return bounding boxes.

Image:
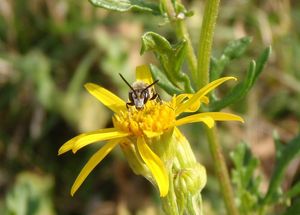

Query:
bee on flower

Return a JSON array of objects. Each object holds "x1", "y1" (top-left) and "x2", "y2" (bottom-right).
[{"x1": 58, "y1": 65, "x2": 243, "y2": 198}]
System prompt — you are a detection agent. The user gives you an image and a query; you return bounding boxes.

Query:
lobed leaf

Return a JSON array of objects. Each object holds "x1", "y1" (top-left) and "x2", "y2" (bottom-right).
[
  {"x1": 230, "y1": 142, "x2": 262, "y2": 213},
  {"x1": 89, "y1": 0, "x2": 161, "y2": 14},
  {"x1": 141, "y1": 32, "x2": 194, "y2": 93},
  {"x1": 211, "y1": 37, "x2": 252, "y2": 80},
  {"x1": 223, "y1": 37, "x2": 252, "y2": 59}
]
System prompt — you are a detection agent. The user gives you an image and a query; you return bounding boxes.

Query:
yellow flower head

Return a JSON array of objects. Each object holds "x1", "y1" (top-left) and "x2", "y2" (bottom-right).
[{"x1": 58, "y1": 65, "x2": 243, "y2": 197}]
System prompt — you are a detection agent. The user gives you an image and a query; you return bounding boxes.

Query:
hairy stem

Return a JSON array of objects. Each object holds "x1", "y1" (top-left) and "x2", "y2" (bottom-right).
[
  {"x1": 197, "y1": 0, "x2": 239, "y2": 214},
  {"x1": 206, "y1": 127, "x2": 239, "y2": 215},
  {"x1": 197, "y1": 0, "x2": 220, "y2": 88}
]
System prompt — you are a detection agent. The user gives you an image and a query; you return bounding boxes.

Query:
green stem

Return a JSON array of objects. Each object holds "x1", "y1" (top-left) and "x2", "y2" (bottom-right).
[
  {"x1": 197, "y1": 0, "x2": 220, "y2": 88},
  {"x1": 197, "y1": 1, "x2": 239, "y2": 214},
  {"x1": 206, "y1": 127, "x2": 238, "y2": 215},
  {"x1": 175, "y1": 20, "x2": 197, "y2": 80},
  {"x1": 161, "y1": 0, "x2": 197, "y2": 80}
]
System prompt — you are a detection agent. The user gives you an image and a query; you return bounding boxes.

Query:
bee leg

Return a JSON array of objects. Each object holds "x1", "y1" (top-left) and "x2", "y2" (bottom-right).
[
  {"x1": 126, "y1": 101, "x2": 134, "y2": 109},
  {"x1": 150, "y1": 93, "x2": 162, "y2": 104}
]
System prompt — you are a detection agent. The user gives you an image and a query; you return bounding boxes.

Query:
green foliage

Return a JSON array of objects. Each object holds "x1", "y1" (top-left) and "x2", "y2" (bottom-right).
[
  {"x1": 231, "y1": 133, "x2": 300, "y2": 215},
  {"x1": 262, "y1": 133, "x2": 300, "y2": 205},
  {"x1": 140, "y1": 32, "x2": 270, "y2": 111},
  {"x1": 16, "y1": 50, "x2": 97, "y2": 127},
  {"x1": 141, "y1": 32, "x2": 194, "y2": 93},
  {"x1": 5, "y1": 172, "x2": 55, "y2": 215},
  {"x1": 89, "y1": 0, "x2": 161, "y2": 14},
  {"x1": 282, "y1": 199, "x2": 300, "y2": 215},
  {"x1": 211, "y1": 37, "x2": 253, "y2": 81},
  {"x1": 1, "y1": 0, "x2": 300, "y2": 214},
  {"x1": 149, "y1": 64, "x2": 183, "y2": 95},
  {"x1": 230, "y1": 142, "x2": 262, "y2": 214},
  {"x1": 210, "y1": 46, "x2": 271, "y2": 111}
]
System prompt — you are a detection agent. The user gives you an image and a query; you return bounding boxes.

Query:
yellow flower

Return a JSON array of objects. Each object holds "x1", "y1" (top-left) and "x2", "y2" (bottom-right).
[{"x1": 58, "y1": 65, "x2": 243, "y2": 197}]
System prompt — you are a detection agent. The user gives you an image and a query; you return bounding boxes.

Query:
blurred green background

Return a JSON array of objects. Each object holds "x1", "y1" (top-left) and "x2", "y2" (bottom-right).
[{"x1": 0, "y1": 0, "x2": 299, "y2": 214}]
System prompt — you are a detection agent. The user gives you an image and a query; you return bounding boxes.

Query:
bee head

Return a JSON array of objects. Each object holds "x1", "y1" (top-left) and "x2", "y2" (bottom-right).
[
  {"x1": 119, "y1": 73, "x2": 159, "y2": 110},
  {"x1": 130, "y1": 88, "x2": 149, "y2": 109}
]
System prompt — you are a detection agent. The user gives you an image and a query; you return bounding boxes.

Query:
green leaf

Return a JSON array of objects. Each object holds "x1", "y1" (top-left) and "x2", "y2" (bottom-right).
[
  {"x1": 67, "y1": 49, "x2": 98, "y2": 98},
  {"x1": 89, "y1": 0, "x2": 161, "y2": 14},
  {"x1": 285, "y1": 182, "x2": 300, "y2": 199},
  {"x1": 211, "y1": 37, "x2": 252, "y2": 80},
  {"x1": 223, "y1": 37, "x2": 253, "y2": 59},
  {"x1": 141, "y1": 31, "x2": 174, "y2": 57},
  {"x1": 141, "y1": 32, "x2": 194, "y2": 93},
  {"x1": 5, "y1": 172, "x2": 55, "y2": 215},
  {"x1": 149, "y1": 64, "x2": 183, "y2": 95},
  {"x1": 210, "y1": 60, "x2": 256, "y2": 111},
  {"x1": 20, "y1": 51, "x2": 59, "y2": 111},
  {"x1": 262, "y1": 133, "x2": 300, "y2": 205},
  {"x1": 252, "y1": 46, "x2": 272, "y2": 83},
  {"x1": 210, "y1": 46, "x2": 271, "y2": 111},
  {"x1": 230, "y1": 142, "x2": 262, "y2": 213}
]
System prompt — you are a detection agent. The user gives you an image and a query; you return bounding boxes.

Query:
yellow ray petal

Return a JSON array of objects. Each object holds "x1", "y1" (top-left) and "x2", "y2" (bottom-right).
[
  {"x1": 175, "y1": 116, "x2": 215, "y2": 128},
  {"x1": 175, "y1": 77, "x2": 236, "y2": 116},
  {"x1": 58, "y1": 128, "x2": 120, "y2": 155},
  {"x1": 176, "y1": 94, "x2": 209, "y2": 113},
  {"x1": 58, "y1": 135, "x2": 81, "y2": 155},
  {"x1": 136, "y1": 65, "x2": 153, "y2": 84},
  {"x1": 84, "y1": 83, "x2": 126, "y2": 113},
  {"x1": 71, "y1": 140, "x2": 119, "y2": 196},
  {"x1": 175, "y1": 112, "x2": 244, "y2": 127},
  {"x1": 72, "y1": 128, "x2": 129, "y2": 153},
  {"x1": 137, "y1": 137, "x2": 169, "y2": 197},
  {"x1": 203, "y1": 112, "x2": 244, "y2": 123}
]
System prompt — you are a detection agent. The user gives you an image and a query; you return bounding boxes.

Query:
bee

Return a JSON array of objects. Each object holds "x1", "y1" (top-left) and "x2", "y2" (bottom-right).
[{"x1": 119, "y1": 73, "x2": 160, "y2": 110}]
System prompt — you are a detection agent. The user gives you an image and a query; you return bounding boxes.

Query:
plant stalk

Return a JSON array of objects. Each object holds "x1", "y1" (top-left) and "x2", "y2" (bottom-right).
[
  {"x1": 197, "y1": 0, "x2": 239, "y2": 215},
  {"x1": 175, "y1": 20, "x2": 197, "y2": 80},
  {"x1": 206, "y1": 127, "x2": 238, "y2": 215},
  {"x1": 161, "y1": 0, "x2": 198, "y2": 81},
  {"x1": 197, "y1": 0, "x2": 220, "y2": 88}
]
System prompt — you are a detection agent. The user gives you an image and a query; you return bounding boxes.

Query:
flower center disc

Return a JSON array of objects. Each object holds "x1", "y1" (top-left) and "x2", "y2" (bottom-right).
[{"x1": 113, "y1": 101, "x2": 175, "y2": 136}]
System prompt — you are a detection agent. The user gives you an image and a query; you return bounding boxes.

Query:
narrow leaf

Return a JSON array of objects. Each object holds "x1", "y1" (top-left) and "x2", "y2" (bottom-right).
[
  {"x1": 210, "y1": 46, "x2": 271, "y2": 111},
  {"x1": 285, "y1": 182, "x2": 300, "y2": 199},
  {"x1": 253, "y1": 46, "x2": 272, "y2": 83},
  {"x1": 210, "y1": 60, "x2": 256, "y2": 111},
  {"x1": 263, "y1": 134, "x2": 300, "y2": 205}
]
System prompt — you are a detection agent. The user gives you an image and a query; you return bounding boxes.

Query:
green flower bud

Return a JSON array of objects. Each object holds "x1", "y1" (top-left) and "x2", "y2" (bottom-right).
[{"x1": 174, "y1": 163, "x2": 207, "y2": 195}]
